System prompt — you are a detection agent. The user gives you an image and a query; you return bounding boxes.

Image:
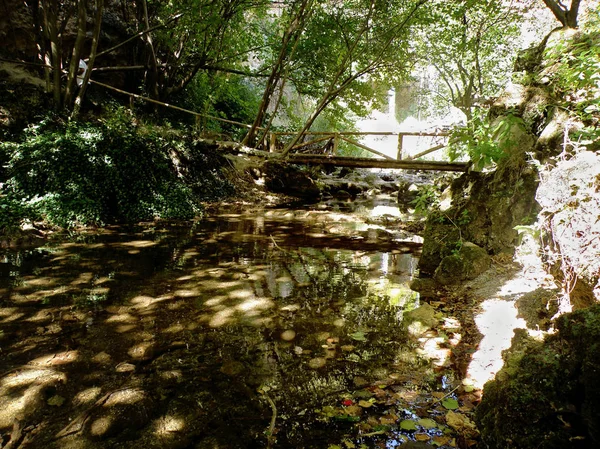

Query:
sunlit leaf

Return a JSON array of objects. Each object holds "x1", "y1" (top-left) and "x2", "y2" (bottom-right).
[
  {"x1": 47, "y1": 395, "x2": 65, "y2": 406},
  {"x1": 400, "y1": 419, "x2": 418, "y2": 431},
  {"x1": 349, "y1": 331, "x2": 367, "y2": 341},
  {"x1": 415, "y1": 433, "x2": 431, "y2": 442},
  {"x1": 442, "y1": 398, "x2": 459, "y2": 410},
  {"x1": 418, "y1": 418, "x2": 438, "y2": 429}
]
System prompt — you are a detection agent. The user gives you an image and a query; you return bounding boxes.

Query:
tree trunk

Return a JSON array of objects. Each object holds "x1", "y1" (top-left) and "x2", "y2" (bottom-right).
[
  {"x1": 243, "y1": 0, "x2": 314, "y2": 147},
  {"x1": 64, "y1": 0, "x2": 87, "y2": 107},
  {"x1": 541, "y1": 0, "x2": 581, "y2": 28},
  {"x1": 72, "y1": 0, "x2": 104, "y2": 116},
  {"x1": 41, "y1": 0, "x2": 62, "y2": 108},
  {"x1": 141, "y1": 0, "x2": 159, "y2": 100}
]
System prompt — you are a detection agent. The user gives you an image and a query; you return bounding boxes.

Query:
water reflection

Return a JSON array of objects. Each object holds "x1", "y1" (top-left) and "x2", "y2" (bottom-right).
[{"x1": 0, "y1": 205, "x2": 437, "y2": 448}]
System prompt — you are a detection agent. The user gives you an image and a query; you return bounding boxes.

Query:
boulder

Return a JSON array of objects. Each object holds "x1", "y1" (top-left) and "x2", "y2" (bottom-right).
[
  {"x1": 433, "y1": 242, "x2": 491, "y2": 286},
  {"x1": 404, "y1": 302, "x2": 438, "y2": 335},
  {"x1": 262, "y1": 160, "x2": 322, "y2": 199},
  {"x1": 476, "y1": 305, "x2": 600, "y2": 448}
]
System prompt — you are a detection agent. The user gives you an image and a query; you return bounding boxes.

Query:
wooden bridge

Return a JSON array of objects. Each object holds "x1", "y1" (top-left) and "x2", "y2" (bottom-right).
[
  {"x1": 263, "y1": 131, "x2": 468, "y2": 172},
  {"x1": 90, "y1": 79, "x2": 468, "y2": 172}
]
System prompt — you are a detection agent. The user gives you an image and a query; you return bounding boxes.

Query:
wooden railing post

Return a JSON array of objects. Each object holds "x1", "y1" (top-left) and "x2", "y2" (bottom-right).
[
  {"x1": 333, "y1": 133, "x2": 339, "y2": 156},
  {"x1": 269, "y1": 133, "x2": 277, "y2": 153},
  {"x1": 397, "y1": 133, "x2": 404, "y2": 160}
]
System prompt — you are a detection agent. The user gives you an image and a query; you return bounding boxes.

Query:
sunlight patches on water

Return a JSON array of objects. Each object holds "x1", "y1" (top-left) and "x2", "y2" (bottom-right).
[
  {"x1": 237, "y1": 297, "x2": 274, "y2": 312},
  {"x1": 208, "y1": 308, "x2": 234, "y2": 327},
  {"x1": 105, "y1": 313, "x2": 136, "y2": 323},
  {"x1": 73, "y1": 387, "x2": 102, "y2": 406},
  {"x1": 164, "y1": 323, "x2": 185, "y2": 333},
  {"x1": 370, "y1": 205, "x2": 402, "y2": 218},
  {"x1": 31, "y1": 350, "x2": 79, "y2": 366},
  {"x1": 154, "y1": 414, "x2": 186, "y2": 435}
]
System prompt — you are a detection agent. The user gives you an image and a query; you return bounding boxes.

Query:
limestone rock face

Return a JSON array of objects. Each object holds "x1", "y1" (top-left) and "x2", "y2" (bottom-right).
[
  {"x1": 433, "y1": 242, "x2": 491, "y2": 285},
  {"x1": 476, "y1": 305, "x2": 600, "y2": 449},
  {"x1": 418, "y1": 169, "x2": 539, "y2": 276},
  {"x1": 536, "y1": 151, "x2": 600, "y2": 308}
]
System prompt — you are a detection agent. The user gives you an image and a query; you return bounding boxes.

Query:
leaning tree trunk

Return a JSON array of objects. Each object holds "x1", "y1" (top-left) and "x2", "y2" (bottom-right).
[
  {"x1": 64, "y1": 0, "x2": 87, "y2": 107},
  {"x1": 72, "y1": 0, "x2": 104, "y2": 116}
]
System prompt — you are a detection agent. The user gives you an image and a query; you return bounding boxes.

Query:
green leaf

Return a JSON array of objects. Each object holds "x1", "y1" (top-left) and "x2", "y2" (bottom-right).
[
  {"x1": 48, "y1": 395, "x2": 65, "y2": 406},
  {"x1": 418, "y1": 418, "x2": 438, "y2": 429},
  {"x1": 442, "y1": 398, "x2": 459, "y2": 410},
  {"x1": 349, "y1": 331, "x2": 367, "y2": 342},
  {"x1": 400, "y1": 419, "x2": 418, "y2": 431}
]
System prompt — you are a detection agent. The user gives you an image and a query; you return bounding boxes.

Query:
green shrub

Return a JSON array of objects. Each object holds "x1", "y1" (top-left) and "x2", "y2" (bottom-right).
[
  {"x1": 0, "y1": 112, "x2": 227, "y2": 231},
  {"x1": 448, "y1": 110, "x2": 526, "y2": 170}
]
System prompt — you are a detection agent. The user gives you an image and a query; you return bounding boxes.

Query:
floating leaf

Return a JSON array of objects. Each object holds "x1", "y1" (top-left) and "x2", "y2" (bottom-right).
[
  {"x1": 446, "y1": 411, "x2": 478, "y2": 437},
  {"x1": 47, "y1": 395, "x2": 65, "y2": 406},
  {"x1": 400, "y1": 419, "x2": 418, "y2": 431},
  {"x1": 358, "y1": 399, "x2": 374, "y2": 408},
  {"x1": 415, "y1": 433, "x2": 431, "y2": 442},
  {"x1": 344, "y1": 405, "x2": 363, "y2": 417},
  {"x1": 334, "y1": 415, "x2": 361, "y2": 422},
  {"x1": 418, "y1": 418, "x2": 438, "y2": 429},
  {"x1": 353, "y1": 389, "x2": 373, "y2": 399},
  {"x1": 379, "y1": 414, "x2": 397, "y2": 425},
  {"x1": 432, "y1": 435, "x2": 452, "y2": 447},
  {"x1": 442, "y1": 398, "x2": 459, "y2": 410},
  {"x1": 349, "y1": 331, "x2": 367, "y2": 342}
]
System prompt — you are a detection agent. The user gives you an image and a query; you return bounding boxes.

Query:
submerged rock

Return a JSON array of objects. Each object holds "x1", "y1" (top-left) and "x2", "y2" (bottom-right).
[{"x1": 404, "y1": 302, "x2": 438, "y2": 335}]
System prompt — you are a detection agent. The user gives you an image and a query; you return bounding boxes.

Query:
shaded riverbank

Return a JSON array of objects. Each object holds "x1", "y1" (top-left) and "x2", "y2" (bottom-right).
[{"x1": 1, "y1": 195, "x2": 492, "y2": 448}]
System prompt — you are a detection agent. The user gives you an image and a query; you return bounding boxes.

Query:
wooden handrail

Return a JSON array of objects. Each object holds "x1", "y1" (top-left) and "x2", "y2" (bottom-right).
[{"x1": 272, "y1": 131, "x2": 449, "y2": 137}]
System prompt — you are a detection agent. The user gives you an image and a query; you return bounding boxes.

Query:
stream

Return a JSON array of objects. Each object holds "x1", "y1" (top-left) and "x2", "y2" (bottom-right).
[{"x1": 0, "y1": 194, "x2": 478, "y2": 449}]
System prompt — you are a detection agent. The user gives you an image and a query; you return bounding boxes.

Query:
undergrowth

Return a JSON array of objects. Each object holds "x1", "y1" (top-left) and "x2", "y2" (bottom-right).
[{"x1": 0, "y1": 109, "x2": 234, "y2": 233}]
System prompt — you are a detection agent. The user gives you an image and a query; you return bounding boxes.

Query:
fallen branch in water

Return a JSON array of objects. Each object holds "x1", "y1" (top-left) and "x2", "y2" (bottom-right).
[{"x1": 261, "y1": 390, "x2": 278, "y2": 449}]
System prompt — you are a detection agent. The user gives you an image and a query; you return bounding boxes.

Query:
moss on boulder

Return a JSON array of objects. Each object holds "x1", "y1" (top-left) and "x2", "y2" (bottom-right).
[{"x1": 476, "y1": 305, "x2": 600, "y2": 449}]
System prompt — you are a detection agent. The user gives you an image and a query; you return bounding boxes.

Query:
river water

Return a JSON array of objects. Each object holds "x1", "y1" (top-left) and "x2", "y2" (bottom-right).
[{"x1": 0, "y1": 196, "x2": 465, "y2": 448}]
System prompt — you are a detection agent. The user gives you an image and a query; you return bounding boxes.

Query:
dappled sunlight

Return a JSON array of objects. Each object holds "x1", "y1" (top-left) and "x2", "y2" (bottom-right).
[
  {"x1": 0, "y1": 368, "x2": 66, "y2": 428},
  {"x1": 0, "y1": 204, "x2": 429, "y2": 447},
  {"x1": 467, "y1": 299, "x2": 527, "y2": 389},
  {"x1": 90, "y1": 416, "x2": 113, "y2": 437},
  {"x1": 153, "y1": 414, "x2": 186, "y2": 436},
  {"x1": 104, "y1": 388, "x2": 146, "y2": 406},
  {"x1": 30, "y1": 350, "x2": 79, "y2": 366},
  {"x1": 73, "y1": 387, "x2": 103, "y2": 406}
]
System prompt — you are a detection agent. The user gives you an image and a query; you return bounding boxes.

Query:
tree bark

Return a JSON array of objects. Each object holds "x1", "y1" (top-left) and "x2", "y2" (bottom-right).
[
  {"x1": 541, "y1": 0, "x2": 581, "y2": 28},
  {"x1": 72, "y1": 0, "x2": 104, "y2": 116},
  {"x1": 41, "y1": 0, "x2": 62, "y2": 107},
  {"x1": 243, "y1": 0, "x2": 314, "y2": 148},
  {"x1": 141, "y1": 0, "x2": 159, "y2": 100},
  {"x1": 64, "y1": 0, "x2": 87, "y2": 107}
]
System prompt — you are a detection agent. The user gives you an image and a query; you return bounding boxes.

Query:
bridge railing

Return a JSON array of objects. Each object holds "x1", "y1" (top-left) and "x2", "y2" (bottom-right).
[{"x1": 268, "y1": 131, "x2": 451, "y2": 161}]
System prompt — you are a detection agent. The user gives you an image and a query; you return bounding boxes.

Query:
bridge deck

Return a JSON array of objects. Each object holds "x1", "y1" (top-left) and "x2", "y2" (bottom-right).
[{"x1": 287, "y1": 154, "x2": 468, "y2": 171}]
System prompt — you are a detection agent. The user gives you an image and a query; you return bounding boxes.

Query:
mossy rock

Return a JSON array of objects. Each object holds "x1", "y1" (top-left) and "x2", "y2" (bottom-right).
[
  {"x1": 262, "y1": 160, "x2": 322, "y2": 199},
  {"x1": 476, "y1": 305, "x2": 600, "y2": 449},
  {"x1": 433, "y1": 242, "x2": 491, "y2": 286}
]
